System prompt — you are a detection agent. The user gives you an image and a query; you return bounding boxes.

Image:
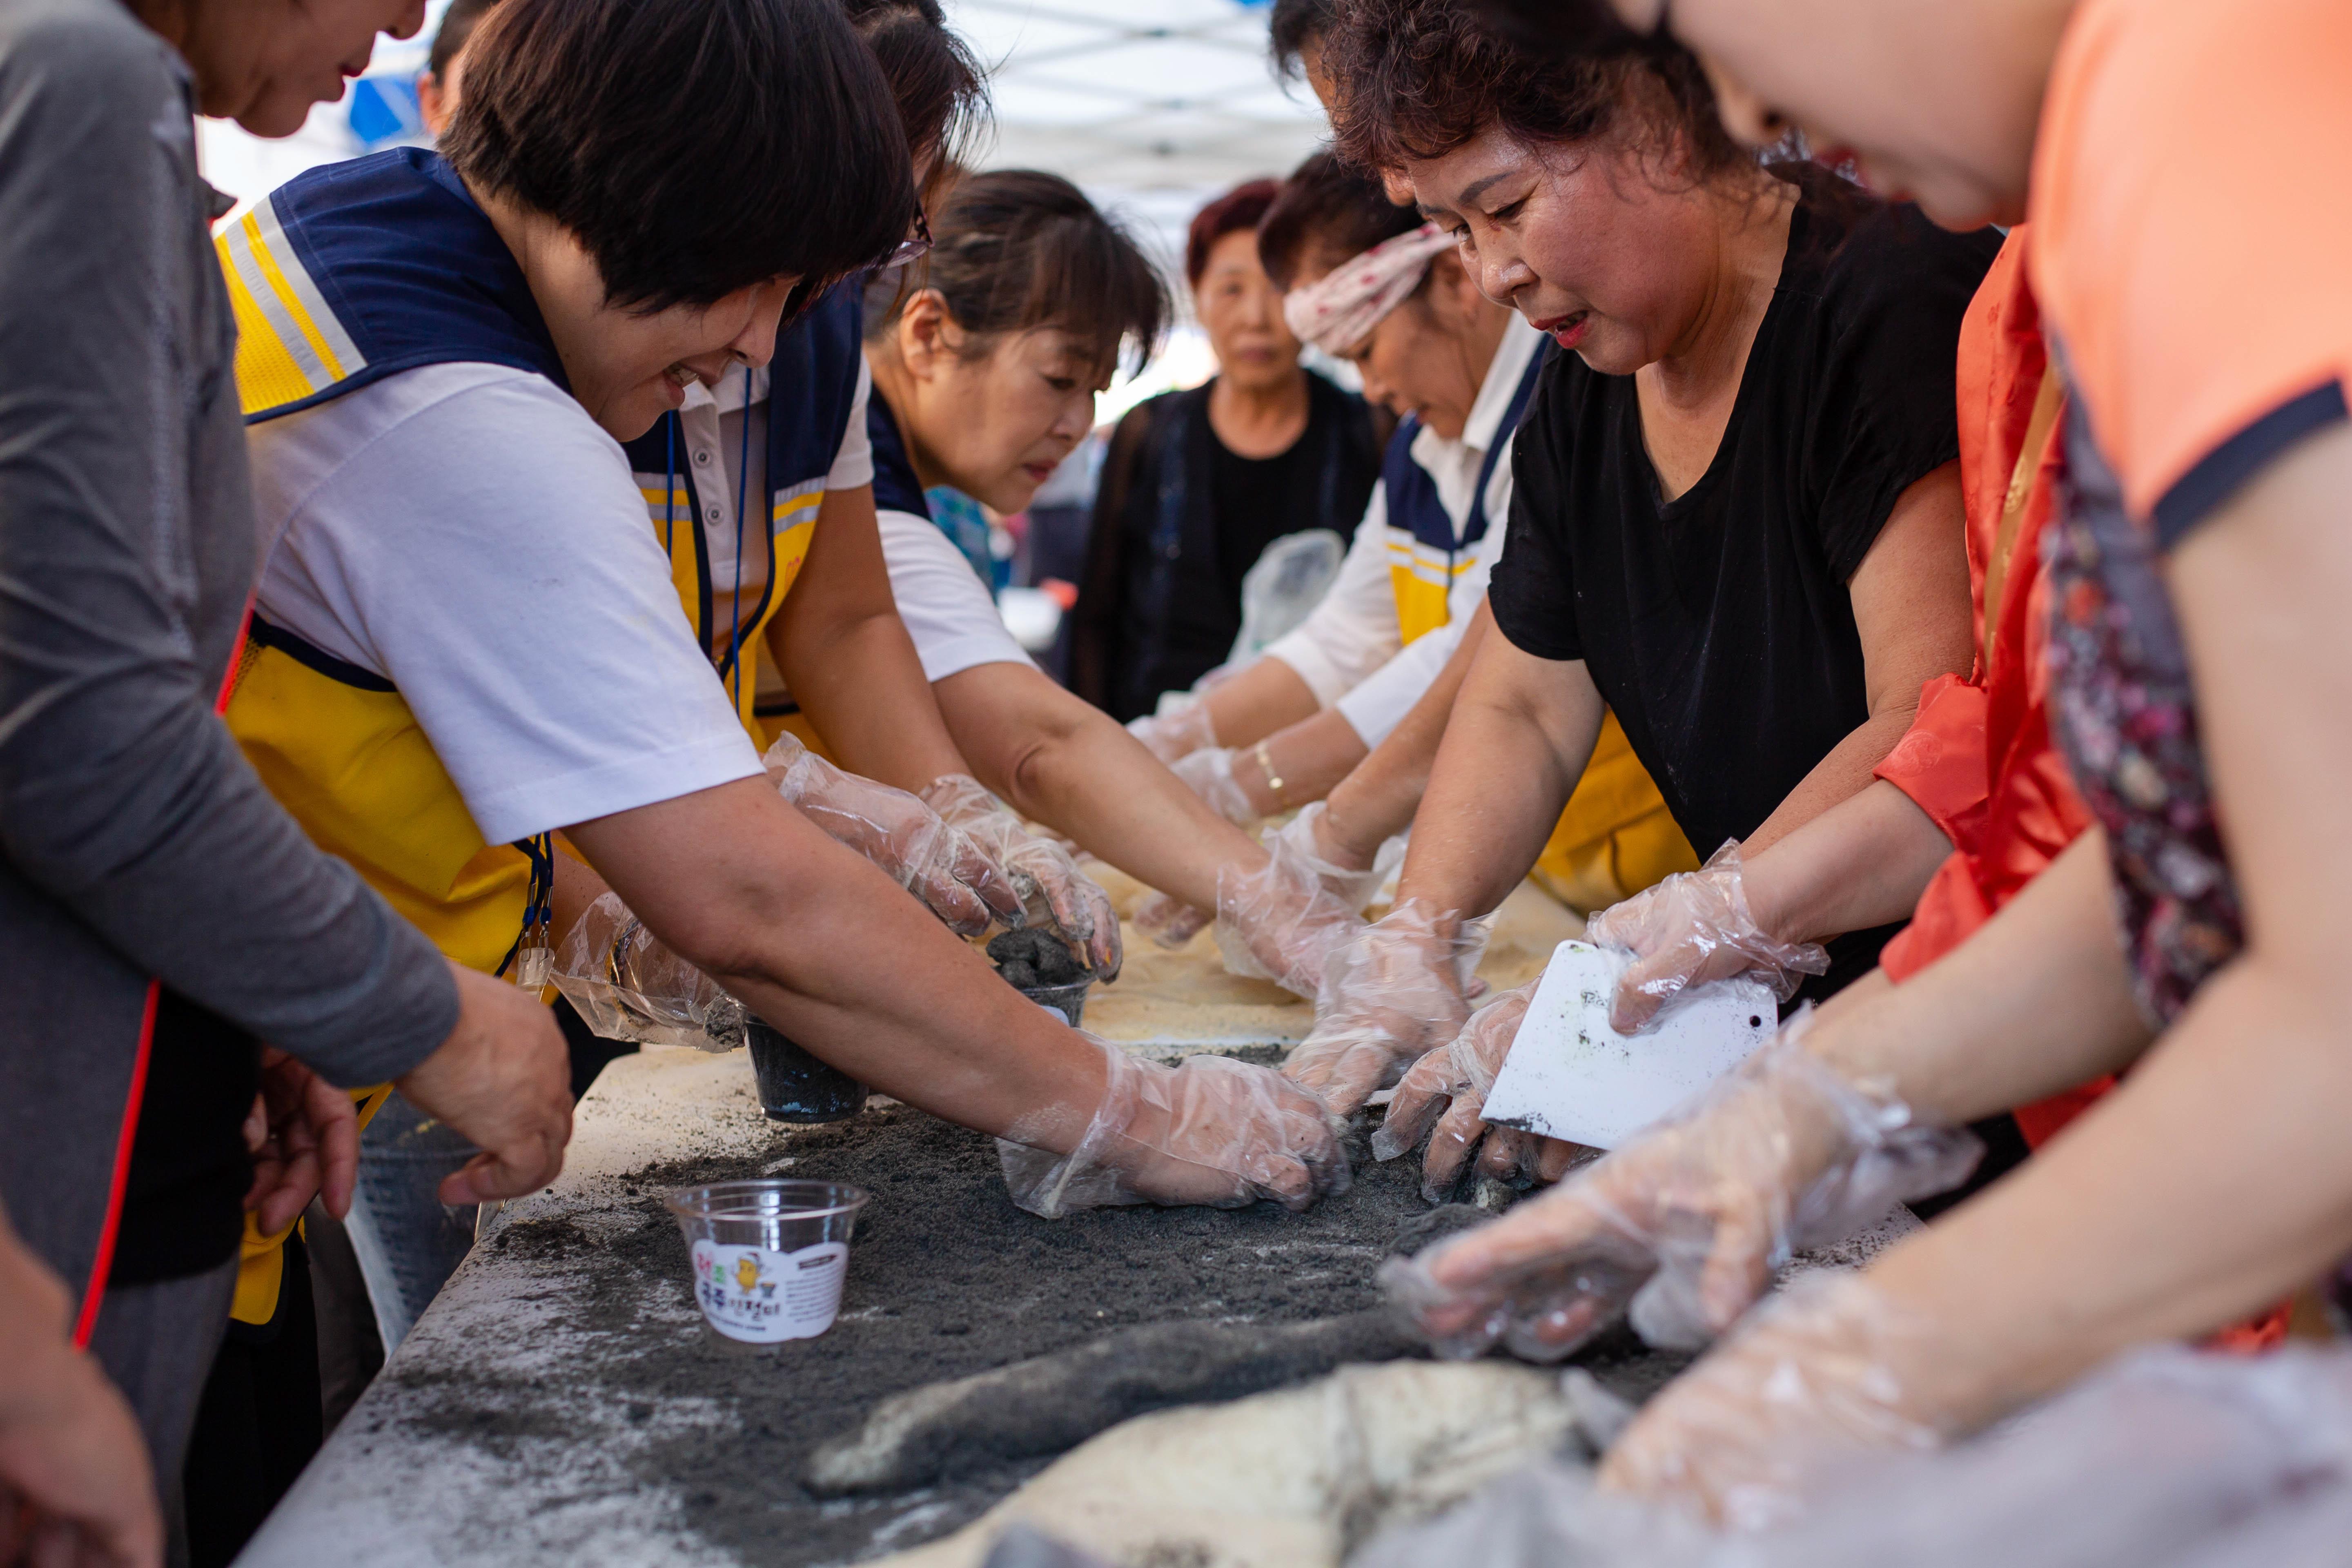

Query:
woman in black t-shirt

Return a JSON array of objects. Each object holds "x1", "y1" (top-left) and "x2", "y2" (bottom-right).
[{"x1": 1285, "y1": 2, "x2": 1991, "y2": 1149}]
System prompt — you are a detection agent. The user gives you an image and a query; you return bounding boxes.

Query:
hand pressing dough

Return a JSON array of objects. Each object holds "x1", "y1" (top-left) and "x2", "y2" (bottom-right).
[
  {"x1": 1078, "y1": 861, "x2": 1582, "y2": 1054},
  {"x1": 867, "y1": 1360, "x2": 1583, "y2": 1568}
]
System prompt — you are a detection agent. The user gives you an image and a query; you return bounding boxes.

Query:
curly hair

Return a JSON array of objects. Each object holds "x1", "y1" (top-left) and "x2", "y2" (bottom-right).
[{"x1": 1321, "y1": 0, "x2": 1748, "y2": 178}]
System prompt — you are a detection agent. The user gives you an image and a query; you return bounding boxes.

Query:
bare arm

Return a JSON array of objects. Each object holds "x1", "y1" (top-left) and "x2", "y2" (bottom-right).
[
  {"x1": 1745, "y1": 462, "x2": 1974, "y2": 851},
  {"x1": 1392, "y1": 626, "x2": 1607, "y2": 922},
  {"x1": 766, "y1": 483, "x2": 967, "y2": 791},
  {"x1": 931, "y1": 660, "x2": 1271, "y2": 913},
  {"x1": 1802, "y1": 828, "x2": 2148, "y2": 1124},
  {"x1": 566, "y1": 777, "x2": 1103, "y2": 1147},
  {"x1": 1196, "y1": 657, "x2": 1323, "y2": 750},
  {"x1": 1849, "y1": 422, "x2": 2352, "y2": 1429},
  {"x1": 1739, "y1": 780, "x2": 1955, "y2": 946}
]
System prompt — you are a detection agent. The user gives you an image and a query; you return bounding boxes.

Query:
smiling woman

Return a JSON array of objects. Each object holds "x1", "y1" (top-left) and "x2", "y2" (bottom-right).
[{"x1": 221, "y1": 0, "x2": 1350, "y2": 1389}]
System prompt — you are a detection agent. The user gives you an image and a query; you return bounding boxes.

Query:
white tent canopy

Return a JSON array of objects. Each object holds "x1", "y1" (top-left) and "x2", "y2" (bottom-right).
[{"x1": 947, "y1": 0, "x2": 1325, "y2": 192}]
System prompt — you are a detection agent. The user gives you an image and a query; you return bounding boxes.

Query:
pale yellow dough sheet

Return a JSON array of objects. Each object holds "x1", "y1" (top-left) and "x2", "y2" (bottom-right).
[{"x1": 1072, "y1": 862, "x2": 1583, "y2": 1055}]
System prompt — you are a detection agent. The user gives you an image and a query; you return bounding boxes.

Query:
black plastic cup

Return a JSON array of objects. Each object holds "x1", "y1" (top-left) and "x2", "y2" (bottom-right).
[
  {"x1": 1010, "y1": 976, "x2": 1091, "y2": 1027},
  {"x1": 745, "y1": 1019, "x2": 868, "y2": 1123}
]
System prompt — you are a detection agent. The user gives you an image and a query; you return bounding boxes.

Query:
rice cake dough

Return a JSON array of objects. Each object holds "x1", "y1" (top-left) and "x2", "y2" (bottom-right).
[{"x1": 869, "y1": 1360, "x2": 1583, "y2": 1568}]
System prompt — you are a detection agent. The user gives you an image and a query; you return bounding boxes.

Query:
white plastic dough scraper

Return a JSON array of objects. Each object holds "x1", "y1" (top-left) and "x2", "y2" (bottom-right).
[{"x1": 1479, "y1": 940, "x2": 1777, "y2": 1150}]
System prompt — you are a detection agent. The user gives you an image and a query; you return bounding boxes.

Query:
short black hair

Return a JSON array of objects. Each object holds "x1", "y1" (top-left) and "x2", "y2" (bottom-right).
[
  {"x1": 426, "y1": 0, "x2": 501, "y2": 78},
  {"x1": 843, "y1": 0, "x2": 989, "y2": 200},
  {"x1": 867, "y1": 169, "x2": 1168, "y2": 381},
  {"x1": 444, "y1": 0, "x2": 916, "y2": 312},
  {"x1": 1268, "y1": 0, "x2": 1335, "y2": 82},
  {"x1": 1257, "y1": 151, "x2": 1421, "y2": 292}
]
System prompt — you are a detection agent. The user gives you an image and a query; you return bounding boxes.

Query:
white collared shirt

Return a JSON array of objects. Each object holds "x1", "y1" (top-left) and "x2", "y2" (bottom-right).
[
  {"x1": 1263, "y1": 313, "x2": 1545, "y2": 747},
  {"x1": 674, "y1": 359, "x2": 876, "y2": 597}
]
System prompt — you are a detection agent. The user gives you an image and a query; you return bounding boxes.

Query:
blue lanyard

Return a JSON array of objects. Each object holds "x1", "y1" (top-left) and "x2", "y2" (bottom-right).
[{"x1": 729, "y1": 365, "x2": 751, "y2": 713}]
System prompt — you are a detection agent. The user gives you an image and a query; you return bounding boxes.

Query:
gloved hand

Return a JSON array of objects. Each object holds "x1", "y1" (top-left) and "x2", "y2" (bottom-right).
[
  {"x1": 1211, "y1": 843, "x2": 1367, "y2": 1004},
  {"x1": 1171, "y1": 746, "x2": 1261, "y2": 827},
  {"x1": 1279, "y1": 900, "x2": 1489, "y2": 1118},
  {"x1": 550, "y1": 891, "x2": 742, "y2": 1051},
  {"x1": 1587, "y1": 840, "x2": 1829, "y2": 1034},
  {"x1": 1378, "y1": 1013, "x2": 1982, "y2": 1362},
  {"x1": 1135, "y1": 890, "x2": 1212, "y2": 951},
  {"x1": 1263, "y1": 802, "x2": 1402, "y2": 912},
  {"x1": 998, "y1": 1033, "x2": 1352, "y2": 1217},
  {"x1": 1148, "y1": 804, "x2": 1396, "y2": 962},
  {"x1": 1125, "y1": 701, "x2": 1218, "y2": 765},
  {"x1": 1372, "y1": 979, "x2": 1585, "y2": 1202},
  {"x1": 1597, "y1": 1274, "x2": 1950, "y2": 1529},
  {"x1": 763, "y1": 733, "x2": 1024, "y2": 936},
  {"x1": 922, "y1": 774, "x2": 1122, "y2": 978}
]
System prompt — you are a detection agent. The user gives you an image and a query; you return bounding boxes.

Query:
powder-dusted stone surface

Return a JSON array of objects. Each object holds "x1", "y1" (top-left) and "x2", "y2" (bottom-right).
[
  {"x1": 239, "y1": 887, "x2": 1902, "y2": 1568},
  {"x1": 238, "y1": 1045, "x2": 1686, "y2": 1568}
]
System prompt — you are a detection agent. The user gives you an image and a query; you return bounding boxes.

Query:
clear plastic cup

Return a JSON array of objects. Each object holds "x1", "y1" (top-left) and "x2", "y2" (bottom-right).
[{"x1": 664, "y1": 1180, "x2": 870, "y2": 1345}]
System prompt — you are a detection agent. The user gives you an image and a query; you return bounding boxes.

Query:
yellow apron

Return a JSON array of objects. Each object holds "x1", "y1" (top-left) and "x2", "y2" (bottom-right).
[{"x1": 1385, "y1": 470, "x2": 1695, "y2": 915}]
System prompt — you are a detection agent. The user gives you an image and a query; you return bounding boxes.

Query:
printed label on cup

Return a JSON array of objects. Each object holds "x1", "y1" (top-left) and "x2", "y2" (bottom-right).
[{"x1": 689, "y1": 1239, "x2": 849, "y2": 1343}]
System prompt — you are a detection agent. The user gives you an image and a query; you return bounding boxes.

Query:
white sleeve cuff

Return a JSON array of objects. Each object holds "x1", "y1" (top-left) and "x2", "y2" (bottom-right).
[
  {"x1": 1331, "y1": 618, "x2": 1467, "y2": 748},
  {"x1": 826, "y1": 359, "x2": 875, "y2": 490},
  {"x1": 876, "y1": 507, "x2": 1035, "y2": 683},
  {"x1": 1262, "y1": 631, "x2": 1354, "y2": 708}
]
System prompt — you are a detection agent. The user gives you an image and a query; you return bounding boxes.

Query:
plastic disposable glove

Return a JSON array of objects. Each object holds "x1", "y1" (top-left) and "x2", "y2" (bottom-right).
[
  {"x1": 1134, "y1": 889, "x2": 1212, "y2": 950},
  {"x1": 1170, "y1": 745, "x2": 1260, "y2": 827},
  {"x1": 549, "y1": 891, "x2": 743, "y2": 1052},
  {"x1": 1588, "y1": 840, "x2": 1829, "y2": 1033},
  {"x1": 1280, "y1": 900, "x2": 1489, "y2": 1118},
  {"x1": 1139, "y1": 804, "x2": 1397, "y2": 960},
  {"x1": 1264, "y1": 802, "x2": 1403, "y2": 912},
  {"x1": 1378, "y1": 1013, "x2": 1982, "y2": 1362},
  {"x1": 1210, "y1": 842, "x2": 1367, "y2": 1004},
  {"x1": 763, "y1": 732, "x2": 1024, "y2": 936},
  {"x1": 1125, "y1": 701, "x2": 1218, "y2": 765},
  {"x1": 922, "y1": 774, "x2": 1122, "y2": 978},
  {"x1": 998, "y1": 1033, "x2": 1351, "y2": 1217},
  {"x1": 1373, "y1": 979, "x2": 1584, "y2": 1202},
  {"x1": 1599, "y1": 1274, "x2": 1951, "y2": 1529}
]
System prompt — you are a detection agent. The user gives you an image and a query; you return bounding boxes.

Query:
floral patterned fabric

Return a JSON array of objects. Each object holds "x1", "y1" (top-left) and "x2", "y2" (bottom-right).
[{"x1": 2044, "y1": 395, "x2": 2242, "y2": 1026}]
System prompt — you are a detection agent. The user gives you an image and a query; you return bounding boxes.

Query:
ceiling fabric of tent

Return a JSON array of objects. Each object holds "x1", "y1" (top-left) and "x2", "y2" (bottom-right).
[{"x1": 946, "y1": 0, "x2": 1325, "y2": 192}]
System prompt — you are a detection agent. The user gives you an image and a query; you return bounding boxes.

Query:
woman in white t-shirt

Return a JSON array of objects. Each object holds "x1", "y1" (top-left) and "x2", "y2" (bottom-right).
[
  {"x1": 848, "y1": 169, "x2": 1372, "y2": 997},
  {"x1": 223, "y1": 0, "x2": 1343, "y2": 1224}
]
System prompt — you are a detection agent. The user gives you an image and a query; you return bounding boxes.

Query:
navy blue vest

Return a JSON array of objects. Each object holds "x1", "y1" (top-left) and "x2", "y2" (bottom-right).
[
  {"x1": 1379, "y1": 336, "x2": 1555, "y2": 583},
  {"x1": 224, "y1": 148, "x2": 566, "y2": 425}
]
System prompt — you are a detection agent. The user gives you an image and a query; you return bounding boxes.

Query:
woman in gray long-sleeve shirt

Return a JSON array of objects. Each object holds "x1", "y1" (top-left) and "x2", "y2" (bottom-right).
[{"x1": 0, "y1": 0, "x2": 571, "y2": 1541}]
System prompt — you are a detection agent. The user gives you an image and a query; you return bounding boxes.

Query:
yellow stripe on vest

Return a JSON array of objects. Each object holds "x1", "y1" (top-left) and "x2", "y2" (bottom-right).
[
  {"x1": 1384, "y1": 528, "x2": 1480, "y2": 646},
  {"x1": 214, "y1": 196, "x2": 369, "y2": 415}
]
